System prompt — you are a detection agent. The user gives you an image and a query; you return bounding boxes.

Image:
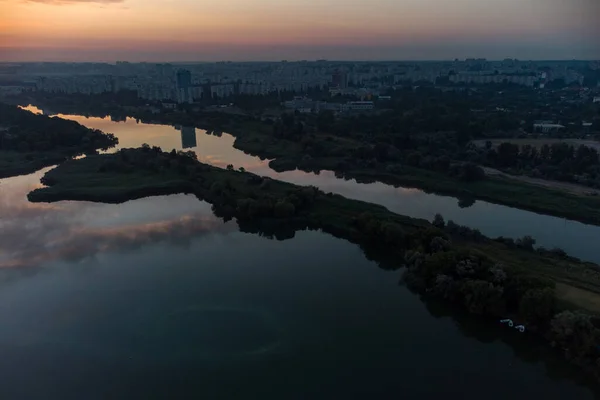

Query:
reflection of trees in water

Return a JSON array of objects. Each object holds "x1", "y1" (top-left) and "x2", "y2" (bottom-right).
[
  {"x1": 213, "y1": 207, "x2": 597, "y2": 393},
  {"x1": 423, "y1": 297, "x2": 600, "y2": 394},
  {"x1": 458, "y1": 197, "x2": 476, "y2": 209}
]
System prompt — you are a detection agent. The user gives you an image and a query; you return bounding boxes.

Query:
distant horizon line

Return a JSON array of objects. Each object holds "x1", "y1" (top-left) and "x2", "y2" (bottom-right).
[{"x1": 1, "y1": 58, "x2": 598, "y2": 65}]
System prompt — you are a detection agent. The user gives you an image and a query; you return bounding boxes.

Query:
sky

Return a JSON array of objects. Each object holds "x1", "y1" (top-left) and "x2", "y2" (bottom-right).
[{"x1": 0, "y1": 0, "x2": 599, "y2": 62}]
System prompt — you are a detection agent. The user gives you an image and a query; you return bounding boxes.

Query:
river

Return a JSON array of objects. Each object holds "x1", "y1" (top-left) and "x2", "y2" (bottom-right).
[
  {"x1": 23, "y1": 106, "x2": 600, "y2": 263},
  {"x1": 0, "y1": 107, "x2": 597, "y2": 398}
]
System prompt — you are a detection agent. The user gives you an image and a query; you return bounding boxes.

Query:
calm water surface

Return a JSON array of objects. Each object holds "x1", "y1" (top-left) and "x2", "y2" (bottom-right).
[
  {"x1": 23, "y1": 105, "x2": 600, "y2": 263},
  {"x1": 0, "y1": 107, "x2": 596, "y2": 398}
]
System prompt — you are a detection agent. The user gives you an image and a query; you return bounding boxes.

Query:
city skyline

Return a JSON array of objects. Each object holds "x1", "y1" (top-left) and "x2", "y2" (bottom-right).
[{"x1": 1, "y1": 0, "x2": 599, "y2": 62}]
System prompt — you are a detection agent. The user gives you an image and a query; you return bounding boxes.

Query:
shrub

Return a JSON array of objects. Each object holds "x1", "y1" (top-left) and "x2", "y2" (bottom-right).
[
  {"x1": 274, "y1": 200, "x2": 296, "y2": 218},
  {"x1": 380, "y1": 222, "x2": 406, "y2": 245},
  {"x1": 550, "y1": 311, "x2": 599, "y2": 361},
  {"x1": 461, "y1": 280, "x2": 506, "y2": 316},
  {"x1": 518, "y1": 288, "x2": 556, "y2": 326},
  {"x1": 432, "y1": 213, "x2": 445, "y2": 228}
]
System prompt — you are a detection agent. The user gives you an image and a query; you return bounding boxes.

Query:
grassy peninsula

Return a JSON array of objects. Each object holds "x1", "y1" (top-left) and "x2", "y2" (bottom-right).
[
  {"x1": 28, "y1": 146, "x2": 600, "y2": 381},
  {"x1": 0, "y1": 103, "x2": 118, "y2": 178}
]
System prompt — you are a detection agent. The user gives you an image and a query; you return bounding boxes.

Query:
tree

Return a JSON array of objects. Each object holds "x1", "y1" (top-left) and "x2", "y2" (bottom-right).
[
  {"x1": 317, "y1": 110, "x2": 335, "y2": 131},
  {"x1": 458, "y1": 197, "x2": 476, "y2": 208},
  {"x1": 406, "y1": 151, "x2": 421, "y2": 167},
  {"x1": 461, "y1": 280, "x2": 506, "y2": 316},
  {"x1": 516, "y1": 235, "x2": 536, "y2": 251},
  {"x1": 496, "y1": 142, "x2": 519, "y2": 167},
  {"x1": 456, "y1": 163, "x2": 485, "y2": 182},
  {"x1": 226, "y1": 164, "x2": 234, "y2": 171},
  {"x1": 550, "y1": 311, "x2": 599, "y2": 360},
  {"x1": 380, "y1": 222, "x2": 405, "y2": 244},
  {"x1": 432, "y1": 214, "x2": 446, "y2": 228},
  {"x1": 519, "y1": 288, "x2": 555, "y2": 325},
  {"x1": 274, "y1": 200, "x2": 295, "y2": 218}
]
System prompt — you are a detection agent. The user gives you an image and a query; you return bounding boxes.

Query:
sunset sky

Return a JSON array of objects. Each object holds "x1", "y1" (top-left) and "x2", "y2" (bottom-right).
[{"x1": 1, "y1": 0, "x2": 598, "y2": 62}]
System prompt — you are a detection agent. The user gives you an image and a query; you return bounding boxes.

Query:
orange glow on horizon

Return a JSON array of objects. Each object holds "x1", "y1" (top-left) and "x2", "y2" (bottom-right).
[{"x1": 0, "y1": 0, "x2": 597, "y2": 60}]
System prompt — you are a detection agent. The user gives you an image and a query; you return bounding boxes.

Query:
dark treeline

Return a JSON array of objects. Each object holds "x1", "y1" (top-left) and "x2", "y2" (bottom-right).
[
  {"x1": 405, "y1": 214, "x2": 600, "y2": 381},
  {"x1": 0, "y1": 102, "x2": 119, "y2": 178},
  {"x1": 473, "y1": 141, "x2": 600, "y2": 188},
  {"x1": 271, "y1": 107, "x2": 600, "y2": 188},
  {"x1": 11, "y1": 90, "x2": 600, "y2": 223},
  {"x1": 0, "y1": 102, "x2": 118, "y2": 154}
]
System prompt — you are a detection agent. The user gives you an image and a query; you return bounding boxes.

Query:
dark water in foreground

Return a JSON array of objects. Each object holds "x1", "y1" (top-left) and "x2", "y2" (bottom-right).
[
  {"x1": 0, "y1": 107, "x2": 596, "y2": 398},
  {"x1": 0, "y1": 194, "x2": 596, "y2": 399}
]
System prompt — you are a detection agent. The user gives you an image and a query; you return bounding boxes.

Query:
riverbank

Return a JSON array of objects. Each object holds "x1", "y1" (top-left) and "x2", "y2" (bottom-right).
[
  {"x1": 172, "y1": 112, "x2": 600, "y2": 226},
  {"x1": 28, "y1": 147, "x2": 600, "y2": 381},
  {"x1": 0, "y1": 102, "x2": 118, "y2": 179},
  {"x1": 12, "y1": 97, "x2": 600, "y2": 225}
]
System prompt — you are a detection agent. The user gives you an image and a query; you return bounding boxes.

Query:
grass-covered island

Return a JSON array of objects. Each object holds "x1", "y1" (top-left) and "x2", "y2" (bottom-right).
[
  {"x1": 0, "y1": 103, "x2": 118, "y2": 178},
  {"x1": 28, "y1": 146, "x2": 600, "y2": 381}
]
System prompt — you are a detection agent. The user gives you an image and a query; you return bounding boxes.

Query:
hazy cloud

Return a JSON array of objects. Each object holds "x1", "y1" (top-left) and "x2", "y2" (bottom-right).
[
  {"x1": 0, "y1": 171, "x2": 231, "y2": 270},
  {"x1": 0, "y1": 212, "x2": 233, "y2": 269}
]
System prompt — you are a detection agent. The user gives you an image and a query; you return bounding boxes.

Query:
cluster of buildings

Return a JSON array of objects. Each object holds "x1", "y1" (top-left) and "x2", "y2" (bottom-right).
[
  {"x1": 449, "y1": 72, "x2": 537, "y2": 87},
  {"x1": 0, "y1": 59, "x2": 596, "y2": 105},
  {"x1": 283, "y1": 96, "x2": 375, "y2": 113}
]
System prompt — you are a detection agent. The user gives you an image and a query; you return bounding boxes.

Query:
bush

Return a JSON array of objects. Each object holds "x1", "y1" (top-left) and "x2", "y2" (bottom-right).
[
  {"x1": 274, "y1": 200, "x2": 296, "y2": 218},
  {"x1": 380, "y1": 222, "x2": 406, "y2": 245},
  {"x1": 451, "y1": 162, "x2": 486, "y2": 182},
  {"x1": 432, "y1": 213, "x2": 445, "y2": 228},
  {"x1": 550, "y1": 311, "x2": 599, "y2": 361},
  {"x1": 430, "y1": 236, "x2": 450, "y2": 253},
  {"x1": 461, "y1": 280, "x2": 506, "y2": 316},
  {"x1": 518, "y1": 288, "x2": 556, "y2": 326},
  {"x1": 516, "y1": 235, "x2": 536, "y2": 251},
  {"x1": 432, "y1": 274, "x2": 459, "y2": 300}
]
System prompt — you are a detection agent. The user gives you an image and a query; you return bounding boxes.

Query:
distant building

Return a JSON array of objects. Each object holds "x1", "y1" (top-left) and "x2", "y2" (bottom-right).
[
  {"x1": 161, "y1": 101, "x2": 178, "y2": 110},
  {"x1": 176, "y1": 69, "x2": 193, "y2": 104},
  {"x1": 343, "y1": 101, "x2": 374, "y2": 111},
  {"x1": 331, "y1": 69, "x2": 348, "y2": 89},
  {"x1": 180, "y1": 126, "x2": 197, "y2": 149},
  {"x1": 533, "y1": 123, "x2": 565, "y2": 133}
]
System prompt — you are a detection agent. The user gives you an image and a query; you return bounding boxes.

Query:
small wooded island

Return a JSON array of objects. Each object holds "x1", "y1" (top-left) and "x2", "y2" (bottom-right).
[
  {"x1": 28, "y1": 145, "x2": 600, "y2": 381},
  {"x1": 0, "y1": 103, "x2": 118, "y2": 178}
]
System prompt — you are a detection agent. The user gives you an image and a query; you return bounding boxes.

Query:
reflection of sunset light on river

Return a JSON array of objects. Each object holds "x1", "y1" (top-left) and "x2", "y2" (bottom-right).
[
  {"x1": 12, "y1": 104, "x2": 600, "y2": 264},
  {"x1": 0, "y1": 151, "x2": 230, "y2": 269}
]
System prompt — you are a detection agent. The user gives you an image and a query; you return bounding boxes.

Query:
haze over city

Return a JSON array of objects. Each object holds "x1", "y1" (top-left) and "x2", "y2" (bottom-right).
[{"x1": 1, "y1": 0, "x2": 599, "y2": 62}]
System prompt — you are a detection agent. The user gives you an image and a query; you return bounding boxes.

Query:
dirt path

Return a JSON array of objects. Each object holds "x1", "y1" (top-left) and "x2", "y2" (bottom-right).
[
  {"x1": 483, "y1": 167, "x2": 600, "y2": 196},
  {"x1": 556, "y1": 283, "x2": 600, "y2": 314}
]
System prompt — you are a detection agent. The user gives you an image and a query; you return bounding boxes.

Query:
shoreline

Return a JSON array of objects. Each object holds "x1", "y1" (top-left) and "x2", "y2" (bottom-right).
[
  {"x1": 10, "y1": 97, "x2": 600, "y2": 226},
  {"x1": 0, "y1": 102, "x2": 118, "y2": 179}
]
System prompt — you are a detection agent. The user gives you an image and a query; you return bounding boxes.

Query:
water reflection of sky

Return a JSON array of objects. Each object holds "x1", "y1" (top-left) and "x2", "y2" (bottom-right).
[
  {"x1": 14, "y1": 105, "x2": 600, "y2": 264},
  {"x1": 0, "y1": 168, "x2": 234, "y2": 269}
]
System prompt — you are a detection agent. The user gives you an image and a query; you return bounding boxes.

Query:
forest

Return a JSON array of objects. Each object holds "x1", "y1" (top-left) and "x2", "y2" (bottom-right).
[{"x1": 0, "y1": 103, "x2": 118, "y2": 178}]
